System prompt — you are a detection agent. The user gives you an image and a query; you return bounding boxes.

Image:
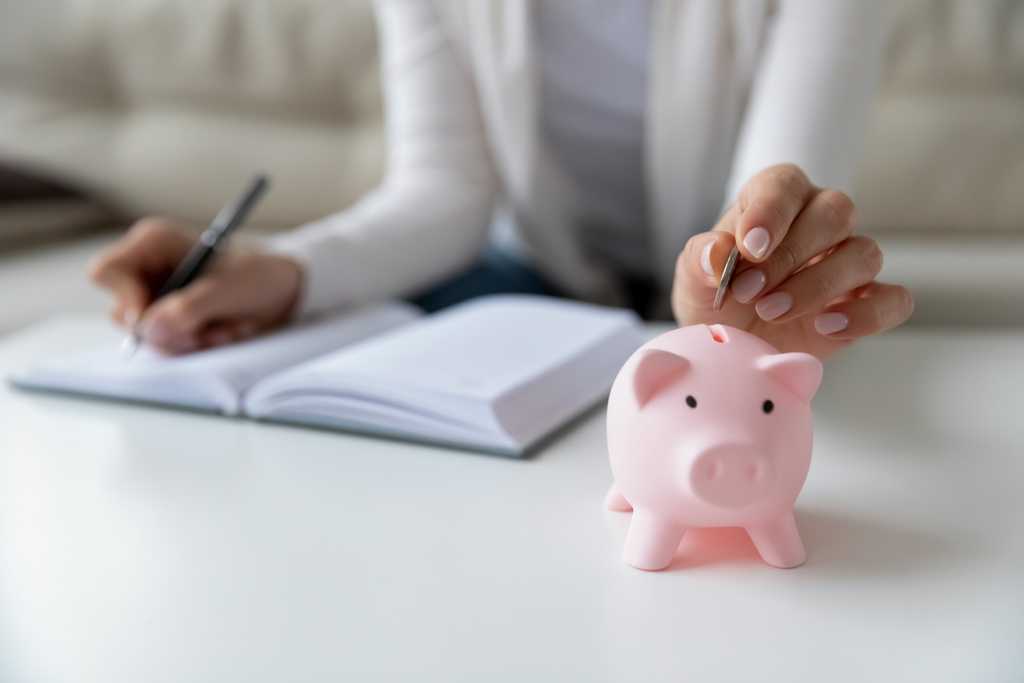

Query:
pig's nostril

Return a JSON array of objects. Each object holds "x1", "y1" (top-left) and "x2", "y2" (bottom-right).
[{"x1": 701, "y1": 459, "x2": 722, "y2": 480}]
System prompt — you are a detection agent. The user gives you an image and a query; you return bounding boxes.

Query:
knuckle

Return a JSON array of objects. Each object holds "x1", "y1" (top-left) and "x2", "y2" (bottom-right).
[
  {"x1": 815, "y1": 269, "x2": 843, "y2": 300},
  {"x1": 819, "y1": 190, "x2": 855, "y2": 232},
  {"x1": 771, "y1": 163, "x2": 809, "y2": 192},
  {"x1": 771, "y1": 241, "x2": 800, "y2": 278},
  {"x1": 131, "y1": 217, "x2": 170, "y2": 239},
  {"x1": 752, "y1": 196, "x2": 789, "y2": 229},
  {"x1": 855, "y1": 236, "x2": 884, "y2": 275},
  {"x1": 164, "y1": 297, "x2": 198, "y2": 326},
  {"x1": 774, "y1": 162, "x2": 804, "y2": 177}
]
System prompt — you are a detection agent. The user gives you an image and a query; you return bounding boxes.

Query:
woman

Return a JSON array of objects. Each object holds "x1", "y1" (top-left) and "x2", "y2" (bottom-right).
[{"x1": 90, "y1": 0, "x2": 912, "y2": 360}]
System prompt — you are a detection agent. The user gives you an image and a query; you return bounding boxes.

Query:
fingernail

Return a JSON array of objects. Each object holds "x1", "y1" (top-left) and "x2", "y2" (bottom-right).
[
  {"x1": 755, "y1": 291, "x2": 793, "y2": 321},
  {"x1": 815, "y1": 312, "x2": 849, "y2": 335},
  {"x1": 732, "y1": 269, "x2": 766, "y2": 303},
  {"x1": 700, "y1": 241, "x2": 715, "y2": 277},
  {"x1": 743, "y1": 227, "x2": 771, "y2": 259}
]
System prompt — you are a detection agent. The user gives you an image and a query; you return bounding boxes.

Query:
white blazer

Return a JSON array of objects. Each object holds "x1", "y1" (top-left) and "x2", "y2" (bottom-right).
[{"x1": 272, "y1": 0, "x2": 886, "y2": 315}]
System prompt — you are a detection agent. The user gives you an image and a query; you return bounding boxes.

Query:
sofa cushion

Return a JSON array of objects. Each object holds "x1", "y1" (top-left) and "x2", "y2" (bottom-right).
[
  {"x1": 0, "y1": 0, "x2": 383, "y2": 231},
  {"x1": 856, "y1": 92, "x2": 1023, "y2": 234},
  {"x1": 854, "y1": 0, "x2": 1024, "y2": 235}
]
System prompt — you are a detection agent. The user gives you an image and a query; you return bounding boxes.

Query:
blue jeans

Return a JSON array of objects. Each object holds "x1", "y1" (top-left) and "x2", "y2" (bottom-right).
[{"x1": 409, "y1": 248, "x2": 561, "y2": 313}]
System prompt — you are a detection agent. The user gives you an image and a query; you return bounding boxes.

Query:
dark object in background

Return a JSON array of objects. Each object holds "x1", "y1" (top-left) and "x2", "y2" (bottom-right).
[
  {"x1": 0, "y1": 164, "x2": 82, "y2": 202},
  {"x1": 0, "y1": 164, "x2": 113, "y2": 250}
]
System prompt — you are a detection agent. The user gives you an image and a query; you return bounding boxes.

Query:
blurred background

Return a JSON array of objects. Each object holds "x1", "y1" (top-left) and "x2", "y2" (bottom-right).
[{"x1": 0, "y1": 0, "x2": 1021, "y2": 335}]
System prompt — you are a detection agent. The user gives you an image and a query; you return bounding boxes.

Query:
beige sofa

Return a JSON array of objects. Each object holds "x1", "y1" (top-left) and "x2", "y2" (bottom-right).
[{"x1": 0, "y1": 0, "x2": 1021, "y2": 329}]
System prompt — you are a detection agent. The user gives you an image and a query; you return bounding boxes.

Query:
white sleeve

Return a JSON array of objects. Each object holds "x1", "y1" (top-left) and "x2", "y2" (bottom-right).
[
  {"x1": 268, "y1": 0, "x2": 499, "y2": 315},
  {"x1": 724, "y1": 0, "x2": 888, "y2": 202}
]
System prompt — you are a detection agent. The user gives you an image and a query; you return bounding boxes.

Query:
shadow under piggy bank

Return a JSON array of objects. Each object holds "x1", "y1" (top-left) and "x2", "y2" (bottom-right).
[{"x1": 664, "y1": 507, "x2": 962, "y2": 579}]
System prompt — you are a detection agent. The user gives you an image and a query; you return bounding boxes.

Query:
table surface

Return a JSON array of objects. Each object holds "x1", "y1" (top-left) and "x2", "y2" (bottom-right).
[{"x1": 1, "y1": 317, "x2": 1022, "y2": 683}]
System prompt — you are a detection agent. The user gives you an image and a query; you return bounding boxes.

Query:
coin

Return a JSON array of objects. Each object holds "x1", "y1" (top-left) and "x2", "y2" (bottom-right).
[{"x1": 713, "y1": 246, "x2": 740, "y2": 311}]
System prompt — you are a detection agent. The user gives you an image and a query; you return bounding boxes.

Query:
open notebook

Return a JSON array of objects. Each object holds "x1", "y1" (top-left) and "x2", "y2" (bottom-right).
[{"x1": 10, "y1": 296, "x2": 645, "y2": 456}]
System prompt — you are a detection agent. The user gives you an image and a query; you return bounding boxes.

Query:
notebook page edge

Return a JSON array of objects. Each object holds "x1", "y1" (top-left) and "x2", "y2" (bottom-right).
[
  {"x1": 10, "y1": 302, "x2": 420, "y2": 416},
  {"x1": 493, "y1": 323, "x2": 646, "y2": 446}
]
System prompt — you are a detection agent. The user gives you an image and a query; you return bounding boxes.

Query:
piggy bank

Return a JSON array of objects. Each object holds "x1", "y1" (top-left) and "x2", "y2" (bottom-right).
[{"x1": 606, "y1": 324, "x2": 823, "y2": 571}]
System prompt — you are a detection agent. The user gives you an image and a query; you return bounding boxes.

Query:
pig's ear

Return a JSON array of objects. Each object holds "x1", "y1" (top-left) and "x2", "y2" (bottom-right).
[
  {"x1": 632, "y1": 349, "x2": 690, "y2": 408},
  {"x1": 756, "y1": 353, "x2": 823, "y2": 402}
]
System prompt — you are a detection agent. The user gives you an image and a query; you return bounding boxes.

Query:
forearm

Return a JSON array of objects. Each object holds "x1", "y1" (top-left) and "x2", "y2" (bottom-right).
[
  {"x1": 725, "y1": 0, "x2": 888, "y2": 200},
  {"x1": 269, "y1": 0, "x2": 498, "y2": 315},
  {"x1": 268, "y1": 174, "x2": 495, "y2": 314}
]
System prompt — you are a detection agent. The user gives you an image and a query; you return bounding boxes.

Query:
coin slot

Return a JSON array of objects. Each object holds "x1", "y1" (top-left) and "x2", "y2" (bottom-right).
[{"x1": 708, "y1": 325, "x2": 729, "y2": 344}]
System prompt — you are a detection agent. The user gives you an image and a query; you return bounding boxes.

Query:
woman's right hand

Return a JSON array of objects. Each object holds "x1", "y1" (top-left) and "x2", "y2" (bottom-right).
[{"x1": 89, "y1": 217, "x2": 304, "y2": 355}]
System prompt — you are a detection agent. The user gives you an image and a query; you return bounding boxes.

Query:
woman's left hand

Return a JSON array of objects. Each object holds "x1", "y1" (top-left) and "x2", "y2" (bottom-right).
[{"x1": 672, "y1": 163, "x2": 913, "y2": 360}]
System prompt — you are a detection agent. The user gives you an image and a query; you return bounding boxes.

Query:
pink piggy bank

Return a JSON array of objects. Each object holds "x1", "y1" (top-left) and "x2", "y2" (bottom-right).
[{"x1": 606, "y1": 323, "x2": 823, "y2": 571}]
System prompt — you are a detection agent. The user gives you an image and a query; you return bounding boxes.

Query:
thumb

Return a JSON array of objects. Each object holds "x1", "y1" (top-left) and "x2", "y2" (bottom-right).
[{"x1": 674, "y1": 230, "x2": 735, "y2": 313}]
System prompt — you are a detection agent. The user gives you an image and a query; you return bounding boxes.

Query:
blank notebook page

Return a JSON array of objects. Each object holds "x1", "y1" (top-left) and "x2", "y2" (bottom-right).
[{"x1": 275, "y1": 296, "x2": 639, "y2": 402}]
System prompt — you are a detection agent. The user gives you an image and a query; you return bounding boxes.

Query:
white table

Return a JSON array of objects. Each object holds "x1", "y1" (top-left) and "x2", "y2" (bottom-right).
[{"x1": 1, "y1": 317, "x2": 1022, "y2": 682}]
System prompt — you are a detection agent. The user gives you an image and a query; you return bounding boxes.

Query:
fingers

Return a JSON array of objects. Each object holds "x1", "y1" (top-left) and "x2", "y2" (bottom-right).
[
  {"x1": 753, "y1": 236, "x2": 883, "y2": 323},
  {"x1": 733, "y1": 164, "x2": 816, "y2": 263},
  {"x1": 89, "y1": 217, "x2": 194, "y2": 324},
  {"x1": 730, "y1": 189, "x2": 856, "y2": 304},
  {"x1": 118, "y1": 248, "x2": 302, "y2": 355},
  {"x1": 672, "y1": 168, "x2": 831, "y2": 319},
  {"x1": 139, "y1": 253, "x2": 295, "y2": 353},
  {"x1": 813, "y1": 283, "x2": 914, "y2": 340},
  {"x1": 671, "y1": 162, "x2": 912, "y2": 351},
  {"x1": 142, "y1": 277, "x2": 238, "y2": 352}
]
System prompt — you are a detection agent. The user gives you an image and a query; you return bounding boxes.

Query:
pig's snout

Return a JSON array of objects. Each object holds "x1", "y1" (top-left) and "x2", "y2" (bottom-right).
[{"x1": 688, "y1": 445, "x2": 774, "y2": 508}]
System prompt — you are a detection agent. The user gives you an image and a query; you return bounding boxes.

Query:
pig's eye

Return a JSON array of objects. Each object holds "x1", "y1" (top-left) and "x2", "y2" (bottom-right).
[
  {"x1": 762, "y1": 399, "x2": 774, "y2": 414},
  {"x1": 685, "y1": 395, "x2": 697, "y2": 409}
]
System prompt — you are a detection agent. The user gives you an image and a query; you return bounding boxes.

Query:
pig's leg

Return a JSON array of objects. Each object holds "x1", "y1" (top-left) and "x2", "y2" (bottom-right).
[
  {"x1": 746, "y1": 511, "x2": 806, "y2": 568},
  {"x1": 604, "y1": 484, "x2": 633, "y2": 512},
  {"x1": 623, "y1": 510, "x2": 685, "y2": 571}
]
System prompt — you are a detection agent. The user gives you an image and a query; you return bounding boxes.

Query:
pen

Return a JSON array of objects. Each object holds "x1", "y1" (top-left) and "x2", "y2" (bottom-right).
[{"x1": 121, "y1": 173, "x2": 271, "y2": 357}]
